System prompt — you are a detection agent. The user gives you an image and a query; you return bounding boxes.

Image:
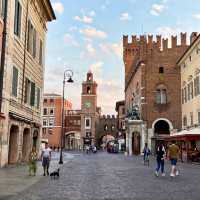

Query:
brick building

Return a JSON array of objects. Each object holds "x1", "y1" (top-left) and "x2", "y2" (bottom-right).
[
  {"x1": 123, "y1": 33, "x2": 198, "y2": 154},
  {"x1": 42, "y1": 94, "x2": 72, "y2": 149},
  {"x1": 0, "y1": 0, "x2": 55, "y2": 167},
  {"x1": 63, "y1": 71, "x2": 117, "y2": 150}
]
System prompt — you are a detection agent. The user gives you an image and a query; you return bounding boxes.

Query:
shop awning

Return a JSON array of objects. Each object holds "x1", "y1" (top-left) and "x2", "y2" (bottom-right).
[{"x1": 167, "y1": 128, "x2": 200, "y2": 141}]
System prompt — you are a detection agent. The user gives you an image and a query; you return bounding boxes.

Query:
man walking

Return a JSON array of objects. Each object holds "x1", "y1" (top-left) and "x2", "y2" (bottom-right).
[
  {"x1": 41, "y1": 143, "x2": 52, "y2": 176},
  {"x1": 168, "y1": 141, "x2": 180, "y2": 177}
]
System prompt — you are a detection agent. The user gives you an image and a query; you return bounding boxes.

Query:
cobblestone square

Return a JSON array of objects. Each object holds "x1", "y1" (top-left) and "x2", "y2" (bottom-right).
[{"x1": 1, "y1": 152, "x2": 200, "y2": 200}]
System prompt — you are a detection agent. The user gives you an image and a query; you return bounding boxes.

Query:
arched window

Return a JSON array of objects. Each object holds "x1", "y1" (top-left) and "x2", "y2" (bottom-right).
[
  {"x1": 183, "y1": 116, "x2": 187, "y2": 127},
  {"x1": 104, "y1": 124, "x2": 108, "y2": 131},
  {"x1": 156, "y1": 85, "x2": 167, "y2": 104},
  {"x1": 87, "y1": 86, "x2": 91, "y2": 94}
]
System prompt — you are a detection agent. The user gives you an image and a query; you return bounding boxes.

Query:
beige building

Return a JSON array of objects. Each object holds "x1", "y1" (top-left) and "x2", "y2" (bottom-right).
[
  {"x1": 170, "y1": 33, "x2": 200, "y2": 163},
  {"x1": 0, "y1": 0, "x2": 55, "y2": 167}
]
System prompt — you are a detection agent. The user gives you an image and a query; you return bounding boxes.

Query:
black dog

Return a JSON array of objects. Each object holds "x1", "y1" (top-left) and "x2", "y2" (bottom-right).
[{"x1": 50, "y1": 168, "x2": 60, "y2": 179}]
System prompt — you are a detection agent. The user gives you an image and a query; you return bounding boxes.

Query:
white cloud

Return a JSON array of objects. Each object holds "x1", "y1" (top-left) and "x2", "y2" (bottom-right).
[
  {"x1": 63, "y1": 33, "x2": 79, "y2": 47},
  {"x1": 69, "y1": 26, "x2": 78, "y2": 32},
  {"x1": 80, "y1": 27, "x2": 107, "y2": 39},
  {"x1": 74, "y1": 15, "x2": 93, "y2": 24},
  {"x1": 89, "y1": 61, "x2": 104, "y2": 78},
  {"x1": 150, "y1": 4, "x2": 165, "y2": 16},
  {"x1": 99, "y1": 42, "x2": 123, "y2": 58},
  {"x1": 120, "y1": 12, "x2": 132, "y2": 21},
  {"x1": 193, "y1": 14, "x2": 200, "y2": 20},
  {"x1": 86, "y1": 44, "x2": 96, "y2": 54},
  {"x1": 52, "y1": 2, "x2": 64, "y2": 15},
  {"x1": 89, "y1": 10, "x2": 96, "y2": 17}
]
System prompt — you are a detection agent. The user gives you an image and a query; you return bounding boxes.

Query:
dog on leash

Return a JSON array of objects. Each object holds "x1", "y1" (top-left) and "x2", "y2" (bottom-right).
[{"x1": 50, "y1": 168, "x2": 60, "y2": 179}]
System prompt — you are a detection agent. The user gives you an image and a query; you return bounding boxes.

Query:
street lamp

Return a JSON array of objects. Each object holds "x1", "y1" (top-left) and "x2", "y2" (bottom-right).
[{"x1": 59, "y1": 69, "x2": 74, "y2": 164}]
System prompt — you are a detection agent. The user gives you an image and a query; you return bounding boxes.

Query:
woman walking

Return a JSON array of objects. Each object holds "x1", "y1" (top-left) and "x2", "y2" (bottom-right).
[
  {"x1": 155, "y1": 144, "x2": 166, "y2": 177},
  {"x1": 28, "y1": 146, "x2": 38, "y2": 176}
]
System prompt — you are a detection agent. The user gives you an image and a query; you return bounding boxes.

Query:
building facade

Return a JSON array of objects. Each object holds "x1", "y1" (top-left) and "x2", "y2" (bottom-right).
[
  {"x1": 123, "y1": 33, "x2": 198, "y2": 155},
  {"x1": 0, "y1": 0, "x2": 55, "y2": 167},
  {"x1": 169, "y1": 33, "x2": 200, "y2": 162},
  {"x1": 42, "y1": 93, "x2": 72, "y2": 149}
]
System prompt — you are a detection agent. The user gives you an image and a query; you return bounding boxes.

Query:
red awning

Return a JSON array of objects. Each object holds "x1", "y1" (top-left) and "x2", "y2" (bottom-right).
[{"x1": 167, "y1": 134, "x2": 200, "y2": 141}]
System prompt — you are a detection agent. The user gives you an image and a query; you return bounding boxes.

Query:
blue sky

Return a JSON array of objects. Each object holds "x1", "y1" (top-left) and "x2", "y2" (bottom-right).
[{"x1": 45, "y1": 0, "x2": 200, "y2": 114}]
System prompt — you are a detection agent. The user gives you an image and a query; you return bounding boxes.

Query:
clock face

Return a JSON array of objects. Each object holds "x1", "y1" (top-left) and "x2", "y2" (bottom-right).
[{"x1": 85, "y1": 102, "x2": 91, "y2": 108}]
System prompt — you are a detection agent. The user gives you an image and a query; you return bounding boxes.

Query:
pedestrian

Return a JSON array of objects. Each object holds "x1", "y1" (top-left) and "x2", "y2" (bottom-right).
[
  {"x1": 143, "y1": 143, "x2": 150, "y2": 166},
  {"x1": 41, "y1": 143, "x2": 52, "y2": 176},
  {"x1": 28, "y1": 146, "x2": 38, "y2": 176},
  {"x1": 168, "y1": 141, "x2": 180, "y2": 177},
  {"x1": 155, "y1": 144, "x2": 166, "y2": 177}
]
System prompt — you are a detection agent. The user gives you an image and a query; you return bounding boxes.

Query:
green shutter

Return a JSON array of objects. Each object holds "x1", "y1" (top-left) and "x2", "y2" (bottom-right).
[
  {"x1": 18, "y1": 2, "x2": 22, "y2": 37},
  {"x1": 37, "y1": 88, "x2": 40, "y2": 108},
  {"x1": 27, "y1": 20, "x2": 31, "y2": 51},
  {"x1": 12, "y1": 66, "x2": 18, "y2": 97},
  {"x1": 33, "y1": 29, "x2": 36, "y2": 58},
  {"x1": 24, "y1": 78, "x2": 29, "y2": 103},
  {"x1": 14, "y1": 0, "x2": 18, "y2": 35},
  {"x1": 30, "y1": 82, "x2": 35, "y2": 106}
]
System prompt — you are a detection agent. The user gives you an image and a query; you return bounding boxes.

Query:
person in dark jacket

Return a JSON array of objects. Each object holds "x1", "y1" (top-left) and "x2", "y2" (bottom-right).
[{"x1": 155, "y1": 144, "x2": 166, "y2": 177}]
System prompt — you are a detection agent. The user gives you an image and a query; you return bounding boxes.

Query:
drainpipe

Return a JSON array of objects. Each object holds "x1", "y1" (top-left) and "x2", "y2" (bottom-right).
[
  {"x1": 21, "y1": 0, "x2": 30, "y2": 104},
  {"x1": 0, "y1": 0, "x2": 8, "y2": 114}
]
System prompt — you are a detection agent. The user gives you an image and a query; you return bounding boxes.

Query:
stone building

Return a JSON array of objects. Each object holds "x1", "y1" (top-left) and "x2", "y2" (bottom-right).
[
  {"x1": 123, "y1": 33, "x2": 198, "y2": 155},
  {"x1": 42, "y1": 93, "x2": 72, "y2": 149},
  {"x1": 0, "y1": 0, "x2": 55, "y2": 167},
  {"x1": 169, "y1": 33, "x2": 200, "y2": 162}
]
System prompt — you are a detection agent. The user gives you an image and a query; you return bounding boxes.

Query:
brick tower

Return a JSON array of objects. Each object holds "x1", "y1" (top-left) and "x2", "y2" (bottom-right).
[{"x1": 81, "y1": 71, "x2": 98, "y2": 146}]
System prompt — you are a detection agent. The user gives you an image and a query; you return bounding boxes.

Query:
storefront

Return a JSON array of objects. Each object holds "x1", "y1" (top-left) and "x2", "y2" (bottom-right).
[{"x1": 167, "y1": 128, "x2": 200, "y2": 163}]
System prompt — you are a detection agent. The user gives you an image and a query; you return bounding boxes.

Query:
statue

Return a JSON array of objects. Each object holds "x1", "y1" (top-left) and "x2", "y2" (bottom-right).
[{"x1": 126, "y1": 105, "x2": 140, "y2": 120}]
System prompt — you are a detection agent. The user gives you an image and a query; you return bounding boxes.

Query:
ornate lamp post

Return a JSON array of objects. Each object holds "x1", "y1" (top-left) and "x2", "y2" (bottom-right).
[{"x1": 59, "y1": 69, "x2": 74, "y2": 164}]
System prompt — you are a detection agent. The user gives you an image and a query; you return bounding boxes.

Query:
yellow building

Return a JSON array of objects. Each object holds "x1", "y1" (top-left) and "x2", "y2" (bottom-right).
[
  {"x1": 171, "y1": 33, "x2": 200, "y2": 162},
  {"x1": 0, "y1": 0, "x2": 55, "y2": 167}
]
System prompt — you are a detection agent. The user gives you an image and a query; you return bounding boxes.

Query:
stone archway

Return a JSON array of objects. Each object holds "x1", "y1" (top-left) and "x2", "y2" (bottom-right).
[
  {"x1": 22, "y1": 128, "x2": 31, "y2": 162},
  {"x1": 8, "y1": 125, "x2": 19, "y2": 164},
  {"x1": 65, "y1": 131, "x2": 81, "y2": 150}
]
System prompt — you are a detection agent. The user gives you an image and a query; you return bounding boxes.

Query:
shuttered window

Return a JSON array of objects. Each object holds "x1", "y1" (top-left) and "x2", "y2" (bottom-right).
[
  {"x1": 36, "y1": 87, "x2": 40, "y2": 108},
  {"x1": 24, "y1": 78, "x2": 31, "y2": 104},
  {"x1": 14, "y1": 0, "x2": 22, "y2": 37},
  {"x1": 39, "y1": 40, "x2": 43, "y2": 65},
  {"x1": 12, "y1": 66, "x2": 18, "y2": 97},
  {"x1": 30, "y1": 82, "x2": 35, "y2": 106},
  {"x1": 33, "y1": 29, "x2": 37, "y2": 58},
  {"x1": 194, "y1": 76, "x2": 200, "y2": 96}
]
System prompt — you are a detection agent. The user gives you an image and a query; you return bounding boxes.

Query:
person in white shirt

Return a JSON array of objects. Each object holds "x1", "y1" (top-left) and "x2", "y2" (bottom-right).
[{"x1": 41, "y1": 143, "x2": 52, "y2": 176}]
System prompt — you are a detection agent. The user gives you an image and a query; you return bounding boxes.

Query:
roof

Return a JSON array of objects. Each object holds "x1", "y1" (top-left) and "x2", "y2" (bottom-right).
[
  {"x1": 115, "y1": 100, "x2": 125, "y2": 111},
  {"x1": 43, "y1": 0, "x2": 56, "y2": 21},
  {"x1": 177, "y1": 34, "x2": 200, "y2": 65}
]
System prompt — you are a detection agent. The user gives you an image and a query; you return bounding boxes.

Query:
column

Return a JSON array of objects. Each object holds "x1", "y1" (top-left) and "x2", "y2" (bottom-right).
[{"x1": 128, "y1": 130, "x2": 133, "y2": 156}]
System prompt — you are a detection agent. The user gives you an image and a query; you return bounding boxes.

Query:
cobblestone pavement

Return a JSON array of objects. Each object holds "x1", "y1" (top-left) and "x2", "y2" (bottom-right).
[
  {"x1": 0, "y1": 152, "x2": 75, "y2": 200},
  {"x1": 2, "y1": 152, "x2": 200, "y2": 200}
]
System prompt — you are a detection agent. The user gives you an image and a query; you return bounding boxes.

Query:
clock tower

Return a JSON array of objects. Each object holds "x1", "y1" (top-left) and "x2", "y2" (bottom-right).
[{"x1": 81, "y1": 71, "x2": 98, "y2": 146}]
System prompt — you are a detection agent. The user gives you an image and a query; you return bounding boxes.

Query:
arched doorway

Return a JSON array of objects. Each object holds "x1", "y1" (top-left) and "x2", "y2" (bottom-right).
[
  {"x1": 65, "y1": 131, "x2": 81, "y2": 150},
  {"x1": 132, "y1": 132, "x2": 141, "y2": 155},
  {"x1": 22, "y1": 128, "x2": 31, "y2": 162},
  {"x1": 100, "y1": 134, "x2": 115, "y2": 150},
  {"x1": 154, "y1": 120, "x2": 170, "y2": 135},
  {"x1": 33, "y1": 130, "x2": 39, "y2": 148},
  {"x1": 8, "y1": 125, "x2": 19, "y2": 164}
]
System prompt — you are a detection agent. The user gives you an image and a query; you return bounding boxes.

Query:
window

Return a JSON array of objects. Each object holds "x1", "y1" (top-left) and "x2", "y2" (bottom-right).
[
  {"x1": 49, "y1": 108, "x2": 54, "y2": 115},
  {"x1": 50, "y1": 99, "x2": 54, "y2": 103},
  {"x1": 189, "y1": 56, "x2": 192, "y2": 61},
  {"x1": 86, "y1": 132, "x2": 91, "y2": 138},
  {"x1": 183, "y1": 116, "x2": 187, "y2": 127},
  {"x1": 36, "y1": 87, "x2": 40, "y2": 108},
  {"x1": 194, "y1": 76, "x2": 200, "y2": 96},
  {"x1": 87, "y1": 86, "x2": 91, "y2": 94},
  {"x1": 30, "y1": 82, "x2": 35, "y2": 106},
  {"x1": 43, "y1": 119, "x2": 48, "y2": 127},
  {"x1": 159, "y1": 67, "x2": 164, "y2": 74},
  {"x1": 85, "y1": 117, "x2": 91, "y2": 129},
  {"x1": 111, "y1": 125, "x2": 115, "y2": 131},
  {"x1": 12, "y1": 66, "x2": 19, "y2": 97},
  {"x1": 14, "y1": 0, "x2": 22, "y2": 37},
  {"x1": 156, "y1": 89, "x2": 167, "y2": 104},
  {"x1": 24, "y1": 78, "x2": 31, "y2": 104},
  {"x1": 183, "y1": 87, "x2": 187, "y2": 103},
  {"x1": 1, "y1": 0, "x2": 5, "y2": 17},
  {"x1": 198, "y1": 112, "x2": 200, "y2": 124},
  {"x1": 39, "y1": 40, "x2": 43, "y2": 65},
  {"x1": 44, "y1": 98, "x2": 47, "y2": 103},
  {"x1": 190, "y1": 112, "x2": 193, "y2": 126},
  {"x1": 27, "y1": 20, "x2": 37, "y2": 58},
  {"x1": 49, "y1": 118, "x2": 54, "y2": 127},
  {"x1": 43, "y1": 108, "x2": 48, "y2": 115},
  {"x1": 187, "y1": 81, "x2": 193, "y2": 101},
  {"x1": 104, "y1": 124, "x2": 108, "y2": 131}
]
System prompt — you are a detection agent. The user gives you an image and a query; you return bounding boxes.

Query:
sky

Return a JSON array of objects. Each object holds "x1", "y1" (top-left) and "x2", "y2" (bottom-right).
[{"x1": 45, "y1": 0, "x2": 200, "y2": 114}]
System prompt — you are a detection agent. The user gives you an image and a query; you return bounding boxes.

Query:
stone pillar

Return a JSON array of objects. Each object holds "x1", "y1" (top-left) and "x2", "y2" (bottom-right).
[
  {"x1": 125, "y1": 131, "x2": 129, "y2": 153},
  {"x1": 128, "y1": 131, "x2": 133, "y2": 156}
]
